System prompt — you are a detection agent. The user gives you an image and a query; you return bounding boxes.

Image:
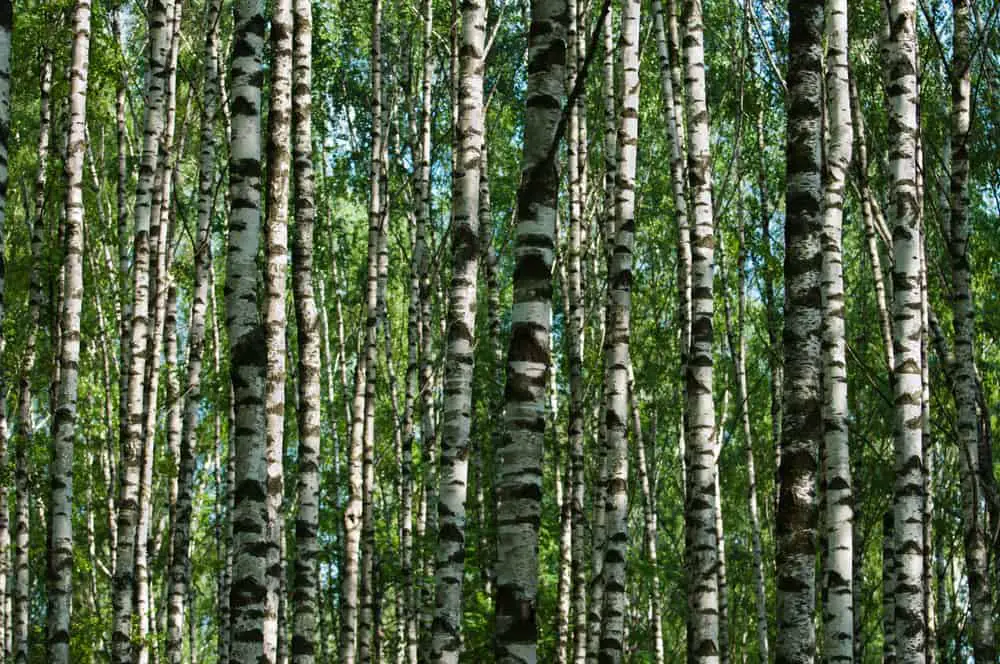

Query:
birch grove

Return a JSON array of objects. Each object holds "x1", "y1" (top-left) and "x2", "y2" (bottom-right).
[{"x1": 0, "y1": 1, "x2": 996, "y2": 664}]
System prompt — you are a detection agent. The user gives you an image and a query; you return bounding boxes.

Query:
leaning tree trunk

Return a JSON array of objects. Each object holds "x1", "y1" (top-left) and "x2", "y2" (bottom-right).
[
  {"x1": 47, "y1": 1, "x2": 92, "y2": 662},
  {"x1": 264, "y1": 0, "x2": 294, "y2": 659},
  {"x1": 947, "y1": 1, "x2": 995, "y2": 659},
  {"x1": 165, "y1": 0, "x2": 222, "y2": 661},
  {"x1": 428, "y1": 0, "x2": 485, "y2": 659},
  {"x1": 776, "y1": 2, "x2": 823, "y2": 663},
  {"x1": 113, "y1": 1, "x2": 176, "y2": 661},
  {"x1": 821, "y1": 0, "x2": 855, "y2": 660},
  {"x1": 680, "y1": 1, "x2": 720, "y2": 661},
  {"x1": 494, "y1": 0, "x2": 566, "y2": 661},
  {"x1": 290, "y1": 0, "x2": 321, "y2": 661},
  {"x1": 226, "y1": 0, "x2": 271, "y2": 661},
  {"x1": 884, "y1": 2, "x2": 927, "y2": 662}
]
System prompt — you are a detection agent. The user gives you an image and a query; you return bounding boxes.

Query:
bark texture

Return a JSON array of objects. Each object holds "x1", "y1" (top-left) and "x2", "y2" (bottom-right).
[
  {"x1": 48, "y1": 1, "x2": 92, "y2": 662},
  {"x1": 821, "y1": 1, "x2": 855, "y2": 660},
  {"x1": 495, "y1": 0, "x2": 566, "y2": 661},
  {"x1": 776, "y1": 2, "x2": 824, "y2": 663},
  {"x1": 884, "y1": 3, "x2": 926, "y2": 662},
  {"x1": 429, "y1": 0, "x2": 485, "y2": 659},
  {"x1": 226, "y1": 0, "x2": 270, "y2": 661}
]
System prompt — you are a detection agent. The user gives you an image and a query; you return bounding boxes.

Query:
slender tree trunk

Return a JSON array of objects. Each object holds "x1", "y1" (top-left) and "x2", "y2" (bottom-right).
[
  {"x1": 47, "y1": 1, "x2": 92, "y2": 661},
  {"x1": 720, "y1": 173, "x2": 769, "y2": 663},
  {"x1": 290, "y1": 0, "x2": 320, "y2": 660},
  {"x1": 0, "y1": 2, "x2": 10, "y2": 658},
  {"x1": 358, "y1": 8, "x2": 386, "y2": 664},
  {"x1": 226, "y1": 0, "x2": 270, "y2": 660},
  {"x1": 429, "y1": 0, "x2": 485, "y2": 659},
  {"x1": 776, "y1": 2, "x2": 823, "y2": 663},
  {"x1": 587, "y1": 10, "x2": 614, "y2": 661},
  {"x1": 883, "y1": 512, "x2": 896, "y2": 664},
  {"x1": 495, "y1": 0, "x2": 566, "y2": 660},
  {"x1": 884, "y1": 3, "x2": 926, "y2": 662},
  {"x1": 946, "y1": 2, "x2": 995, "y2": 659},
  {"x1": 114, "y1": 1, "x2": 176, "y2": 660},
  {"x1": 344, "y1": 4, "x2": 383, "y2": 661},
  {"x1": 564, "y1": 4, "x2": 588, "y2": 662},
  {"x1": 265, "y1": 0, "x2": 294, "y2": 660},
  {"x1": 821, "y1": 1, "x2": 855, "y2": 660},
  {"x1": 165, "y1": 1, "x2": 221, "y2": 660},
  {"x1": 847, "y1": 73, "x2": 894, "y2": 373},
  {"x1": 403, "y1": 6, "x2": 433, "y2": 663},
  {"x1": 628, "y1": 368, "x2": 664, "y2": 664},
  {"x1": 681, "y1": 1, "x2": 720, "y2": 661},
  {"x1": 13, "y1": 41, "x2": 50, "y2": 664},
  {"x1": 598, "y1": 1, "x2": 639, "y2": 661}
]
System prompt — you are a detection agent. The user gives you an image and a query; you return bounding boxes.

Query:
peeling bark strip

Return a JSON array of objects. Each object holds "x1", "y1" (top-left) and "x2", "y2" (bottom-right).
[
  {"x1": 821, "y1": 0, "x2": 855, "y2": 661},
  {"x1": 776, "y1": 2, "x2": 823, "y2": 664},
  {"x1": 599, "y1": 0, "x2": 639, "y2": 661},
  {"x1": 429, "y1": 0, "x2": 485, "y2": 660},
  {"x1": 165, "y1": 1, "x2": 221, "y2": 662},
  {"x1": 883, "y1": 2, "x2": 926, "y2": 662},
  {"x1": 495, "y1": 0, "x2": 566, "y2": 661},
  {"x1": 226, "y1": 0, "x2": 270, "y2": 662},
  {"x1": 290, "y1": 0, "x2": 321, "y2": 661},
  {"x1": 946, "y1": 1, "x2": 994, "y2": 659},
  {"x1": 113, "y1": 0, "x2": 176, "y2": 661},
  {"x1": 48, "y1": 1, "x2": 91, "y2": 662}
]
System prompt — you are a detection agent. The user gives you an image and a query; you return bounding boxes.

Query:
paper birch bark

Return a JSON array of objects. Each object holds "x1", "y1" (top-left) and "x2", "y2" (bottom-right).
[
  {"x1": 264, "y1": 0, "x2": 293, "y2": 659},
  {"x1": 429, "y1": 0, "x2": 485, "y2": 659},
  {"x1": 884, "y1": 2, "x2": 927, "y2": 661},
  {"x1": 48, "y1": 1, "x2": 91, "y2": 661},
  {"x1": 226, "y1": 0, "x2": 270, "y2": 661},
  {"x1": 946, "y1": 1, "x2": 994, "y2": 659},
  {"x1": 165, "y1": 0, "x2": 221, "y2": 660},
  {"x1": 113, "y1": 1, "x2": 175, "y2": 660},
  {"x1": 681, "y1": 1, "x2": 720, "y2": 661},
  {"x1": 495, "y1": 0, "x2": 565, "y2": 660},
  {"x1": 598, "y1": 1, "x2": 639, "y2": 662},
  {"x1": 821, "y1": 0, "x2": 855, "y2": 660},
  {"x1": 13, "y1": 30, "x2": 49, "y2": 664},
  {"x1": 776, "y1": 1, "x2": 823, "y2": 663},
  {"x1": 290, "y1": 0, "x2": 321, "y2": 660}
]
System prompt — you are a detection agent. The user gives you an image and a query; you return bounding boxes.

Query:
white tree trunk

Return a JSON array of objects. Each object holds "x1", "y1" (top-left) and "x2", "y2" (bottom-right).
[
  {"x1": 226, "y1": 0, "x2": 270, "y2": 661},
  {"x1": 48, "y1": 1, "x2": 92, "y2": 661},
  {"x1": 495, "y1": 0, "x2": 565, "y2": 661},
  {"x1": 776, "y1": 2, "x2": 823, "y2": 663},
  {"x1": 821, "y1": 0, "x2": 855, "y2": 660},
  {"x1": 884, "y1": 3, "x2": 927, "y2": 662}
]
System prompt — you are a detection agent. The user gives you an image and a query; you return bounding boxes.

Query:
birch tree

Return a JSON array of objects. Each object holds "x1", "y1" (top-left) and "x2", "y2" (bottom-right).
[
  {"x1": 681, "y1": 1, "x2": 720, "y2": 659},
  {"x1": 429, "y1": 0, "x2": 485, "y2": 658},
  {"x1": 226, "y1": 0, "x2": 271, "y2": 661},
  {"x1": 946, "y1": 1, "x2": 994, "y2": 659},
  {"x1": 776, "y1": 1, "x2": 823, "y2": 663},
  {"x1": 495, "y1": 0, "x2": 565, "y2": 661},
  {"x1": 821, "y1": 0, "x2": 855, "y2": 660},
  {"x1": 165, "y1": 1, "x2": 222, "y2": 661},
  {"x1": 290, "y1": 0, "x2": 321, "y2": 660},
  {"x1": 48, "y1": 1, "x2": 92, "y2": 661},
  {"x1": 884, "y1": 2, "x2": 926, "y2": 661}
]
